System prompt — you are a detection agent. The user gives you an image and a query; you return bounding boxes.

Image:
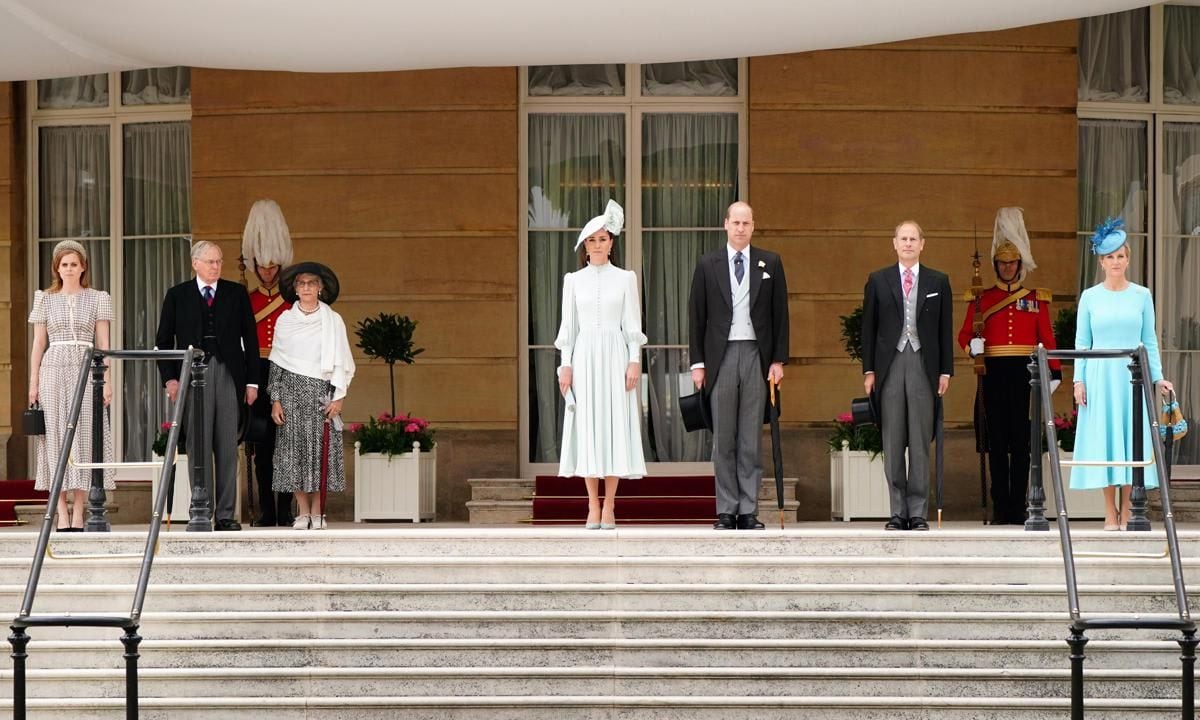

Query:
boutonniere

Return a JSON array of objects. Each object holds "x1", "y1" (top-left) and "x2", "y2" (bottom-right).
[{"x1": 757, "y1": 260, "x2": 766, "y2": 268}]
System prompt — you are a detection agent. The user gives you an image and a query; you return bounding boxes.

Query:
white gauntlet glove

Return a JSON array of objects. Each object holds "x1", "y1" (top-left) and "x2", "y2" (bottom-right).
[{"x1": 969, "y1": 338, "x2": 985, "y2": 357}]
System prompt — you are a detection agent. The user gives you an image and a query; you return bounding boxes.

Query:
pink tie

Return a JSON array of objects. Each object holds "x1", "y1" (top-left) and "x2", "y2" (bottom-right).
[{"x1": 903, "y1": 268, "x2": 914, "y2": 298}]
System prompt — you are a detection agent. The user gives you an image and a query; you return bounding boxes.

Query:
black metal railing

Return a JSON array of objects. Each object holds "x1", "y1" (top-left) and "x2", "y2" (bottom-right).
[
  {"x1": 9, "y1": 347, "x2": 211, "y2": 720},
  {"x1": 1029, "y1": 344, "x2": 1195, "y2": 719}
]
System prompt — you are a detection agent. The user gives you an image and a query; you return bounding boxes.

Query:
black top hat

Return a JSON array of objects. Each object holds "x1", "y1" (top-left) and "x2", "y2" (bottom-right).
[
  {"x1": 280, "y1": 261, "x2": 340, "y2": 305},
  {"x1": 850, "y1": 392, "x2": 880, "y2": 429},
  {"x1": 679, "y1": 389, "x2": 712, "y2": 433}
]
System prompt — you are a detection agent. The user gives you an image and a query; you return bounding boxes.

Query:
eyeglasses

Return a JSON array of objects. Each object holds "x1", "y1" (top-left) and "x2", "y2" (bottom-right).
[
  {"x1": 196, "y1": 258, "x2": 223, "y2": 266},
  {"x1": 295, "y1": 279, "x2": 321, "y2": 288}
]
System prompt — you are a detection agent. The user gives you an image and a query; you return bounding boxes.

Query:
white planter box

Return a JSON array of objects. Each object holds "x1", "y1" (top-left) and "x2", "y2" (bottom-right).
[
  {"x1": 354, "y1": 442, "x2": 437, "y2": 522},
  {"x1": 830, "y1": 444, "x2": 890, "y2": 521},
  {"x1": 1043, "y1": 451, "x2": 1107, "y2": 520}
]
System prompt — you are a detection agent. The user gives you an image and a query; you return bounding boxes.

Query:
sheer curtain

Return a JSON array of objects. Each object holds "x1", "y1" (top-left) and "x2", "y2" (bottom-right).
[
  {"x1": 528, "y1": 65, "x2": 624, "y2": 96},
  {"x1": 642, "y1": 113, "x2": 737, "y2": 461},
  {"x1": 1079, "y1": 9, "x2": 1149, "y2": 102},
  {"x1": 37, "y1": 75, "x2": 109, "y2": 109},
  {"x1": 38, "y1": 125, "x2": 111, "y2": 288},
  {"x1": 1166, "y1": 6, "x2": 1200, "y2": 104},
  {"x1": 1077, "y1": 119, "x2": 1147, "y2": 290},
  {"x1": 122, "y1": 122, "x2": 192, "y2": 460},
  {"x1": 642, "y1": 60, "x2": 738, "y2": 97},
  {"x1": 527, "y1": 114, "x2": 625, "y2": 462},
  {"x1": 1159, "y1": 123, "x2": 1200, "y2": 465},
  {"x1": 122, "y1": 67, "x2": 191, "y2": 106}
]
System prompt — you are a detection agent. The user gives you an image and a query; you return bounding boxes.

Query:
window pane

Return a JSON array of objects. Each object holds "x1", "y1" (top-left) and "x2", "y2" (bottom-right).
[
  {"x1": 1077, "y1": 119, "x2": 1147, "y2": 288},
  {"x1": 37, "y1": 74, "x2": 109, "y2": 109},
  {"x1": 1079, "y1": 9, "x2": 1149, "y2": 103},
  {"x1": 121, "y1": 67, "x2": 191, "y2": 106},
  {"x1": 39, "y1": 126, "x2": 110, "y2": 239},
  {"x1": 1159, "y1": 122, "x2": 1200, "y2": 466},
  {"x1": 527, "y1": 113, "x2": 626, "y2": 464},
  {"x1": 642, "y1": 60, "x2": 737, "y2": 97},
  {"x1": 642, "y1": 113, "x2": 738, "y2": 228},
  {"x1": 122, "y1": 122, "x2": 192, "y2": 460},
  {"x1": 528, "y1": 65, "x2": 624, "y2": 96},
  {"x1": 1165, "y1": 6, "x2": 1200, "y2": 105}
]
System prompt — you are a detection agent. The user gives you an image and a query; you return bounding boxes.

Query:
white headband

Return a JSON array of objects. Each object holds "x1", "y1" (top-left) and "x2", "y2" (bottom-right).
[{"x1": 574, "y1": 200, "x2": 624, "y2": 251}]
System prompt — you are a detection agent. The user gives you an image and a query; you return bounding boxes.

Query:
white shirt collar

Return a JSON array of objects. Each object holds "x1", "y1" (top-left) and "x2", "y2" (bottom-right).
[
  {"x1": 727, "y1": 243, "x2": 752, "y2": 262},
  {"x1": 196, "y1": 277, "x2": 217, "y2": 294},
  {"x1": 897, "y1": 262, "x2": 920, "y2": 278}
]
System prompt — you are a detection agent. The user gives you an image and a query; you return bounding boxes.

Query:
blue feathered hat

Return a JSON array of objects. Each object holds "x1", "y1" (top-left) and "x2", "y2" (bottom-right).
[{"x1": 1090, "y1": 217, "x2": 1127, "y2": 255}]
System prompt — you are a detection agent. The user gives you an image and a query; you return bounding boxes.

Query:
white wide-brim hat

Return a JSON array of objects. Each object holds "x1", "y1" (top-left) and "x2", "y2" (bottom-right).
[{"x1": 575, "y1": 199, "x2": 624, "y2": 251}]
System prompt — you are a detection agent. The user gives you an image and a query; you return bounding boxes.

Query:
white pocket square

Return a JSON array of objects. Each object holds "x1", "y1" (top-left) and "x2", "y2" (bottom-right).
[
  {"x1": 925, "y1": 292, "x2": 939, "y2": 298},
  {"x1": 762, "y1": 272, "x2": 771, "y2": 279}
]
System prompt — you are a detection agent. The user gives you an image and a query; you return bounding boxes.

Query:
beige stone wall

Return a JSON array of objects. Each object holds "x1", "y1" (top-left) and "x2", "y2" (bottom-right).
[
  {"x1": 749, "y1": 22, "x2": 1079, "y2": 518},
  {"x1": 1, "y1": 82, "x2": 27, "y2": 480},
  {"x1": 190, "y1": 69, "x2": 520, "y2": 519}
]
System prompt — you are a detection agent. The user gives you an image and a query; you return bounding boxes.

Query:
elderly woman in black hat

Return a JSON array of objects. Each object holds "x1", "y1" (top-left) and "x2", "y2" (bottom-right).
[{"x1": 269, "y1": 262, "x2": 356, "y2": 529}]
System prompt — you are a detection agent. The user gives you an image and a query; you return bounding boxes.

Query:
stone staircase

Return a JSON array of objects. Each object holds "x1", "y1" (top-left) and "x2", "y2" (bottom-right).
[{"x1": 0, "y1": 528, "x2": 1197, "y2": 718}]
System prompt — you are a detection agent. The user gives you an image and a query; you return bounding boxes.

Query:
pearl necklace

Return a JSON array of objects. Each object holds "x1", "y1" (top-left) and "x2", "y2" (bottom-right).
[{"x1": 298, "y1": 303, "x2": 320, "y2": 315}]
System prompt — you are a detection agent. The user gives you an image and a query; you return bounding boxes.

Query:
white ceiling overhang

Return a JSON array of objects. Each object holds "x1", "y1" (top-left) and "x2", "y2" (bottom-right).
[{"x1": 0, "y1": 0, "x2": 1151, "y2": 81}]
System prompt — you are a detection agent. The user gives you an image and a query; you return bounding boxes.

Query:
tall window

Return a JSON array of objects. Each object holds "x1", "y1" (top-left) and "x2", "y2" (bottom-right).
[
  {"x1": 521, "y1": 61, "x2": 746, "y2": 475},
  {"x1": 30, "y1": 69, "x2": 192, "y2": 462},
  {"x1": 1080, "y1": 5, "x2": 1200, "y2": 469}
]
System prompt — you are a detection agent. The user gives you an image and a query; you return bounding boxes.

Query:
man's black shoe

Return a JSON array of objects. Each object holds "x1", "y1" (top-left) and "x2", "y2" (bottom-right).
[
  {"x1": 884, "y1": 516, "x2": 907, "y2": 531},
  {"x1": 214, "y1": 519, "x2": 242, "y2": 531},
  {"x1": 251, "y1": 517, "x2": 275, "y2": 528},
  {"x1": 909, "y1": 517, "x2": 930, "y2": 531},
  {"x1": 713, "y1": 513, "x2": 736, "y2": 530},
  {"x1": 737, "y1": 514, "x2": 765, "y2": 530}
]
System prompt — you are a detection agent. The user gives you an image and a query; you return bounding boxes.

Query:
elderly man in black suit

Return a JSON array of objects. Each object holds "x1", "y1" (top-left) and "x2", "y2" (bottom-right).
[
  {"x1": 862, "y1": 220, "x2": 953, "y2": 531},
  {"x1": 688, "y1": 201, "x2": 790, "y2": 531},
  {"x1": 156, "y1": 240, "x2": 260, "y2": 531}
]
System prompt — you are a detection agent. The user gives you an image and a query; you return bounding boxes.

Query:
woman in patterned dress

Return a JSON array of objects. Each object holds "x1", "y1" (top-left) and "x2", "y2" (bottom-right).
[
  {"x1": 556, "y1": 200, "x2": 647, "y2": 529},
  {"x1": 27, "y1": 240, "x2": 114, "y2": 531},
  {"x1": 1071, "y1": 219, "x2": 1174, "y2": 530},
  {"x1": 269, "y1": 262, "x2": 355, "y2": 530}
]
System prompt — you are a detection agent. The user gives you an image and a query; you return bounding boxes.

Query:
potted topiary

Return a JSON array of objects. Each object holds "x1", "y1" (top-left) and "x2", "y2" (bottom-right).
[
  {"x1": 351, "y1": 313, "x2": 437, "y2": 522},
  {"x1": 830, "y1": 305, "x2": 890, "y2": 521}
]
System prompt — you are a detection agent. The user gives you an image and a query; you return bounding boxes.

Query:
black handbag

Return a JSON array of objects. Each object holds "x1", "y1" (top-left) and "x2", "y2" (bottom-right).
[{"x1": 22, "y1": 402, "x2": 45, "y2": 436}]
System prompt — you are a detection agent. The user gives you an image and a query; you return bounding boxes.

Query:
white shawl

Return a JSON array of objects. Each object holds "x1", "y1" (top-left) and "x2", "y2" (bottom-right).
[{"x1": 269, "y1": 302, "x2": 356, "y2": 400}]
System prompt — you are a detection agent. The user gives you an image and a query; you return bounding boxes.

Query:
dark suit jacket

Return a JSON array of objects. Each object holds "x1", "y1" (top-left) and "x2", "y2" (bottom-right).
[
  {"x1": 155, "y1": 278, "x2": 260, "y2": 394},
  {"x1": 688, "y1": 246, "x2": 789, "y2": 386},
  {"x1": 861, "y1": 264, "x2": 954, "y2": 397}
]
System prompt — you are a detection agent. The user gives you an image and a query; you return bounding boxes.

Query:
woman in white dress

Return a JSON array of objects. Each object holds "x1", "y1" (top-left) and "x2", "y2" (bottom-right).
[
  {"x1": 27, "y1": 240, "x2": 114, "y2": 531},
  {"x1": 556, "y1": 200, "x2": 647, "y2": 529}
]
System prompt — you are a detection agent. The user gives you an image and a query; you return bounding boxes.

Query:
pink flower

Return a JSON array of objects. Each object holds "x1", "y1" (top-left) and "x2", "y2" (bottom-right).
[
  {"x1": 836, "y1": 413, "x2": 853, "y2": 424},
  {"x1": 378, "y1": 412, "x2": 392, "y2": 422},
  {"x1": 405, "y1": 423, "x2": 420, "y2": 433},
  {"x1": 160, "y1": 422, "x2": 172, "y2": 431},
  {"x1": 348, "y1": 423, "x2": 363, "y2": 433}
]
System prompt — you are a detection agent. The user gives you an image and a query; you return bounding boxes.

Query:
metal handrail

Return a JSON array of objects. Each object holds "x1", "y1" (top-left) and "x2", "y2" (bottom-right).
[
  {"x1": 9, "y1": 347, "x2": 208, "y2": 720},
  {"x1": 1030, "y1": 344, "x2": 1197, "y2": 719}
]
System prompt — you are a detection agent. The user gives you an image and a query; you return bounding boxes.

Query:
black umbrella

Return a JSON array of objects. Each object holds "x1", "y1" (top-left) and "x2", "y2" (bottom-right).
[
  {"x1": 935, "y1": 394, "x2": 945, "y2": 528},
  {"x1": 769, "y1": 377, "x2": 785, "y2": 530}
]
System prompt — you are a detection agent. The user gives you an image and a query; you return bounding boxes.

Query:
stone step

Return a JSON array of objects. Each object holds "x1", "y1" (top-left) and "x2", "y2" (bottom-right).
[
  {"x1": 4, "y1": 555, "x2": 1197, "y2": 586},
  {"x1": 18, "y1": 638, "x2": 1187, "y2": 672},
  {"x1": 1, "y1": 582, "x2": 1189, "y2": 614},
  {"x1": 0, "y1": 665, "x2": 1189, "y2": 700},
  {"x1": 12, "y1": 609, "x2": 1187, "y2": 642},
  {"x1": 0, "y1": 695, "x2": 1189, "y2": 719}
]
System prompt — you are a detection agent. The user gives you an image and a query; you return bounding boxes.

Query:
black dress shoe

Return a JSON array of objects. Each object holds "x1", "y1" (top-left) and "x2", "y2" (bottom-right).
[
  {"x1": 251, "y1": 517, "x2": 275, "y2": 528},
  {"x1": 909, "y1": 516, "x2": 930, "y2": 531},
  {"x1": 736, "y1": 514, "x2": 765, "y2": 530},
  {"x1": 713, "y1": 513, "x2": 736, "y2": 530},
  {"x1": 884, "y1": 516, "x2": 907, "y2": 531},
  {"x1": 214, "y1": 519, "x2": 242, "y2": 531}
]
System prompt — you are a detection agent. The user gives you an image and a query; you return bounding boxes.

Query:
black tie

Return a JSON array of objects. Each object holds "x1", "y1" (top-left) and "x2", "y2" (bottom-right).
[{"x1": 734, "y1": 252, "x2": 744, "y2": 285}]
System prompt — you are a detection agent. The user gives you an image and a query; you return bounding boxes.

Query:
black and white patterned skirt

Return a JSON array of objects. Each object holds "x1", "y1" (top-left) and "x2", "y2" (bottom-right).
[{"x1": 269, "y1": 365, "x2": 345, "y2": 494}]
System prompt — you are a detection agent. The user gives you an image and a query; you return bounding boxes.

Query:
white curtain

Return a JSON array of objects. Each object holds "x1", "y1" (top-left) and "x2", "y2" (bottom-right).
[
  {"x1": 527, "y1": 113, "x2": 625, "y2": 462},
  {"x1": 641, "y1": 112, "x2": 737, "y2": 461},
  {"x1": 37, "y1": 74, "x2": 109, "y2": 109},
  {"x1": 642, "y1": 60, "x2": 737, "y2": 97},
  {"x1": 1165, "y1": 6, "x2": 1200, "y2": 105},
  {"x1": 528, "y1": 65, "x2": 624, "y2": 96},
  {"x1": 37, "y1": 125, "x2": 111, "y2": 288},
  {"x1": 122, "y1": 122, "x2": 192, "y2": 460},
  {"x1": 1077, "y1": 119, "x2": 1147, "y2": 290},
  {"x1": 122, "y1": 67, "x2": 191, "y2": 106},
  {"x1": 1159, "y1": 123, "x2": 1200, "y2": 465},
  {"x1": 1078, "y1": 9, "x2": 1149, "y2": 103}
]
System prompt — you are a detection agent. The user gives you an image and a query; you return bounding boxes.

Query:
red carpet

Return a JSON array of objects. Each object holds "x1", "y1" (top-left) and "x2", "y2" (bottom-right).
[
  {"x1": 0, "y1": 480, "x2": 48, "y2": 525},
  {"x1": 532, "y1": 475, "x2": 715, "y2": 525}
]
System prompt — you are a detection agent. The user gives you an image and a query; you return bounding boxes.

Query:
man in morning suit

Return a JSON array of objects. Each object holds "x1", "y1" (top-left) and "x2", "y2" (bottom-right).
[
  {"x1": 957, "y1": 207, "x2": 1061, "y2": 525},
  {"x1": 862, "y1": 220, "x2": 953, "y2": 531},
  {"x1": 156, "y1": 240, "x2": 260, "y2": 531},
  {"x1": 688, "y1": 201, "x2": 790, "y2": 531}
]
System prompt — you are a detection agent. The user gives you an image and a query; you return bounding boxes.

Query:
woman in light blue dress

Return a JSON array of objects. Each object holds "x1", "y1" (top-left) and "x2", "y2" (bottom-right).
[
  {"x1": 556, "y1": 200, "x2": 648, "y2": 529},
  {"x1": 1071, "y1": 219, "x2": 1174, "y2": 530}
]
